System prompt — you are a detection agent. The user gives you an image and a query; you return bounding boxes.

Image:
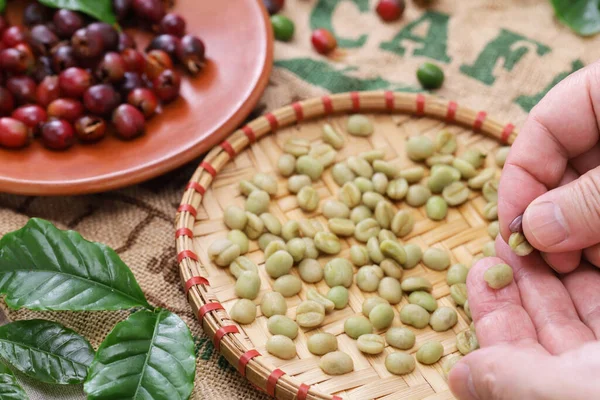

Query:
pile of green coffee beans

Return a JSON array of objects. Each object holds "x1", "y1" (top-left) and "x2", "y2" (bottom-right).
[{"x1": 208, "y1": 115, "x2": 517, "y2": 376}]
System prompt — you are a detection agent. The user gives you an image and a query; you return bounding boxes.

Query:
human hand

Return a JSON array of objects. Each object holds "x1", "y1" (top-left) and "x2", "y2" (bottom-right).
[
  {"x1": 498, "y1": 61, "x2": 600, "y2": 271},
  {"x1": 448, "y1": 238, "x2": 600, "y2": 400}
]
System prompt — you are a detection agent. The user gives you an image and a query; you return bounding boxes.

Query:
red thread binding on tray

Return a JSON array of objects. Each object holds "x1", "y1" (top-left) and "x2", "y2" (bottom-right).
[
  {"x1": 220, "y1": 141, "x2": 236, "y2": 157},
  {"x1": 198, "y1": 302, "x2": 223, "y2": 321},
  {"x1": 446, "y1": 101, "x2": 457, "y2": 122},
  {"x1": 214, "y1": 325, "x2": 239, "y2": 351},
  {"x1": 266, "y1": 369, "x2": 285, "y2": 397},
  {"x1": 200, "y1": 161, "x2": 217, "y2": 177},
  {"x1": 184, "y1": 276, "x2": 209, "y2": 296},
  {"x1": 473, "y1": 111, "x2": 487, "y2": 132},
  {"x1": 177, "y1": 250, "x2": 198, "y2": 263},
  {"x1": 501, "y1": 123, "x2": 515, "y2": 143},
  {"x1": 177, "y1": 204, "x2": 197, "y2": 217},
  {"x1": 175, "y1": 228, "x2": 193, "y2": 238},
  {"x1": 186, "y1": 181, "x2": 206, "y2": 195},
  {"x1": 350, "y1": 91, "x2": 360, "y2": 112},
  {"x1": 265, "y1": 113, "x2": 279, "y2": 131},
  {"x1": 415, "y1": 93, "x2": 425, "y2": 115},
  {"x1": 241, "y1": 125, "x2": 256, "y2": 143},
  {"x1": 322, "y1": 95, "x2": 333, "y2": 114},
  {"x1": 384, "y1": 91, "x2": 394, "y2": 110},
  {"x1": 238, "y1": 349, "x2": 260, "y2": 377},
  {"x1": 332, "y1": 396, "x2": 343, "y2": 400},
  {"x1": 297, "y1": 383, "x2": 310, "y2": 400},
  {"x1": 292, "y1": 102, "x2": 304, "y2": 121}
]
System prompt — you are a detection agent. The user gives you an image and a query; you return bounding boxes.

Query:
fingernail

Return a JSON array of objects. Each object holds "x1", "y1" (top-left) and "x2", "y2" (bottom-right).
[
  {"x1": 449, "y1": 363, "x2": 480, "y2": 400},
  {"x1": 525, "y1": 202, "x2": 568, "y2": 247}
]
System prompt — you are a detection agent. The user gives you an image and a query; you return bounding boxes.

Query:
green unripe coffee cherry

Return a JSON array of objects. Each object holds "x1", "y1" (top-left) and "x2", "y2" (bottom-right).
[
  {"x1": 417, "y1": 62, "x2": 444, "y2": 89},
  {"x1": 271, "y1": 15, "x2": 295, "y2": 42}
]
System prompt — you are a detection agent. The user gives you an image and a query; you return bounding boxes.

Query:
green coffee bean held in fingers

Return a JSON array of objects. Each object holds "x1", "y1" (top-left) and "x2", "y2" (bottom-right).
[
  {"x1": 416, "y1": 341, "x2": 444, "y2": 364},
  {"x1": 227, "y1": 230, "x2": 249, "y2": 254},
  {"x1": 347, "y1": 114, "x2": 374, "y2": 136},
  {"x1": 332, "y1": 163, "x2": 356, "y2": 186},
  {"x1": 267, "y1": 315, "x2": 299, "y2": 339},
  {"x1": 435, "y1": 130, "x2": 457, "y2": 154},
  {"x1": 208, "y1": 238, "x2": 240, "y2": 267},
  {"x1": 406, "y1": 136, "x2": 435, "y2": 161},
  {"x1": 422, "y1": 248, "x2": 451, "y2": 271},
  {"x1": 509, "y1": 232, "x2": 534, "y2": 256},
  {"x1": 399, "y1": 304, "x2": 430, "y2": 328},
  {"x1": 344, "y1": 316, "x2": 373, "y2": 339},
  {"x1": 296, "y1": 155, "x2": 323, "y2": 181},
  {"x1": 252, "y1": 173, "x2": 278, "y2": 196},
  {"x1": 403, "y1": 244, "x2": 423, "y2": 269},
  {"x1": 283, "y1": 137, "x2": 310, "y2": 157},
  {"x1": 297, "y1": 186, "x2": 320, "y2": 212},
  {"x1": 324, "y1": 258, "x2": 354, "y2": 287},
  {"x1": 391, "y1": 209, "x2": 414, "y2": 237},
  {"x1": 442, "y1": 181, "x2": 470, "y2": 206},
  {"x1": 229, "y1": 298, "x2": 256, "y2": 324},
  {"x1": 430, "y1": 307, "x2": 458, "y2": 332},
  {"x1": 308, "y1": 333, "x2": 338, "y2": 355},
  {"x1": 234, "y1": 271, "x2": 261, "y2": 300},
  {"x1": 322, "y1": 123, "x2": 345, "y2": 149},
  {"x1": 355, "y1": 218, "x2": 381, "y2": 242},
  {"x1": 426, "y1": 196, "x2": 448, "y2": 220},
  {"x1": 224, "y1": 205, "x2": 247, "y2": 230},
  {"x1": 320, "y1": 351, "x2": 354, "y2": 375},
  {"x1": 298, "y1": 259, "x2": 323, "y2": 283},
  {"x1": 266, "y1": 335, "x2": 297, "y2": 360},
  {"x1": 278, "y1": 154, "x2": 296, "y2": 177},
  {"x1": 386, "y1": 327, "x2": 415, "y2": 350},
  {"x1": 245, "y1": 189, "x2": 270, "y2": 215},
  {"x1": 296, "y1": 300, "x2": 326, "y2": 328},
  {"x1": 484, "y1": 263, "x2": 514, "y2": 289},
  {"x1": 385, "y1": 352, "x2": 416, "y2": 375},
  {"x1": 261, "y1": 292, "x2": 287, "y2": 317},
  {"x1": 273, "y1": 274, "x2": 302, "y2": 297},
  {"x1": 406, "y1": 184, "x2": 431, "y2": 207},
  {"x1": 357, "y1": 334, "x2": 385, "y2": 354}
]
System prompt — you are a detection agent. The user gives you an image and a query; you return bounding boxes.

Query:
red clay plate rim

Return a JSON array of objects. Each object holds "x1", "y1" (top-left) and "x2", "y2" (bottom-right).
[{"x1": 0, "y1": 2, "x2": 273, "y2": 196}]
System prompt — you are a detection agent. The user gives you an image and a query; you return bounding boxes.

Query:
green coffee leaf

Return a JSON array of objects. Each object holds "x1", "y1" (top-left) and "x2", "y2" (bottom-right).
[
  {"x1": 0, "y1": 320, "x2": 94, "y2": 385},
  {"x1": 38, "y1": 0, "x2": 116, "y2": 24},
  {"x1": 0, "y1": 218, "x2": 151, "y2": 311},
  {"x1": 0, "y1": 362, "x2": 28, "y2": 400},
  {"x1": 0, "y1": 1, "x2": 6, "y2": 13},
  {"x1": 84, "y1": 309, "x2": 196, "y2": 400},
  {"x1": 551, "y1": 0, "x2": 600, "y2": 36}
]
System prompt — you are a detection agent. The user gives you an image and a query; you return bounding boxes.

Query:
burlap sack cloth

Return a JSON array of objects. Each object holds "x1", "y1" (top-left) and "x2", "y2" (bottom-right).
[{"x1": 0, "y1": 1, "x2": 597, "y2": 398}]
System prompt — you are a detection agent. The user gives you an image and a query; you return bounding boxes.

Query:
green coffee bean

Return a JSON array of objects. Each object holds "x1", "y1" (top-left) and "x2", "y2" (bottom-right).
[
  {"x1": 401, "y1": 276, "x2": 432, "y2": 292},
  {"x1": 355, "y1": 177, "x2": 375, "y2": 193},
  {"x1": 349, "y1": 245, "x2": 369, "y2": 267},
  {"x1": 278, "y1": 154, "x2": 296, "y2": 177},
  {"x1": 235, "y1": 271, "x2": 261, "y2": 300},
  {"x1": 468, "y1": 168, "x2": 495, "y2": 189},
  {"x1": 369, "y1": 303, "x2": 395, "y2": 330},
  {"x1": 447, "y1": 263, "x2": 468, "y2": 285},
  {"x1": 374, "y1": 201, "x2": 394, "y2": 229},
  {"x1": 230, "y1": 298, "x2": 256, "y2": 324},
  {"x1": 357, "y1": 334, "x2": 385, "y2": 354},
  {"x1": 364, "y1": 237, "x2": 382, "y2": 264},
  {"x1": 362, "y1": 191, "x2": 386, "y2": 210},
  {"x1": 399, "y1": 166, "x2": 425, "y2": 183},
  {"x1": 380, "y1": 240, "x2": 407, "y2": 265},
  {"x1": 327, "y1": 286, "x2": 349, "y2": 309},
  {"x1": 386, "y1": 178, "x2": 408, "y2": 200},
  {"x1": 484, "y1": 263, "x2": 514, "y2": 289},
  {"x1": 261, "y1": 292, "x2": 287, "y2": 317},
  {"x1": 442, "y1": 182, "x2": 470, "y2": 206},
  {"x1": 379, "y1": 229, "x2": 396, "y2": 242},
  {"x1": 268, "y1": 315, "x2": 298, "y2": 339},
  {"x1": 406, "y1": 136, "x2": 435, "y2": 161},
  {"x1": 460, "y1": 149, "x2": 486, "y2": 168},
  {"x1": 287, "y1": 174, "x2": 312, "y2": 194},
  {"x1": 482, "y1": 241, "x2": 496, "y2": 257},
  {"x1": 350, "y1": 205, "x2": 373, "y2": 224},
  {"x1": 264, "y1": 240, "x2": 287, "y2": 259},
  {"x1": 319, "y1": 351, "x2": 354, "y2": 375},
  {"x1": 452, "y1": 158, "x2": 477, "y2": 179},
  {"x1": 224, "y1": 205, "x2": 247, "y2": 230},
  {"x1": 283, "y1": 137, "x2": 310, "y2": 157},
  {"x1": 378, "y1": 277, "x2": 403, "y2": 304},
  {"x1": 430, "y1": 307, "x2": 458, "y2": 332},
  {"x1": 426, "y1": 196, "x2": 448, "y2": 221},
  {"x1": 380, "y1": 258, "x2": 403, "y2": 279},
  {"x1": 227, "y1": 230, "x2": 249, "y2": 254},
  {"x1": 391, "y1": 210, "x2": 414, "y2": 237},
  {"x1": 266, "y1": 250, "x2": 293, "y2": 278},
  {"x1": 435, "y1": 130, "x2": 457, "y2": 154},
  {"x1": 295, "y1": 300, "x2": 325, "y2": 328},
  {"x1": 483, "y1": 179, "x2": 499, "y2": 202},
  {"x1": 239, "y1": 180, "x2": 259, "y2": 196},
  {"x1": 372, "y1": 172, "x2": 389, "y2": 194},
  {"x1": 309, "y1": 143, "x2": 337, "y2": 168},
  {"x1": 286, "y1": 237, "x2": 306, "y2": 262},
  {"x1": 386, "y1": 327, "x2": 415, "y2": 350},
  {"x1": 385, "y1": 352, "x2": 416, "y2": 375},
  {"x1": 355, "y1": 218, "x2": 381, "y2": 242},
  {"x1": 442, "y1": 355, "x2": 462, "y2": 378},
  {"x1": 273, "y1": 274, "x2": 302, "y2": 297},
  {"x1": 488, "y1": 221, "x2": 500, "y2": 239},
  {"x1": 373, "y1": 160, "x2": 398, "y2": 178},
  {"x1": 359, "y1": 149, "x2": 385, "y2": 162},
  {"x1": 229, "y1": 256, "x2": 258, "y2": 279},
  {"x1": 406, "y1": 184, "x2": 431, "y2": 207},
  {"x1": 322, "y1": 124, "x2": 345, "y2": 149},
  {"x1": 483, "y1": 202, "x2": 498, "y2": 221},
  {"x1": 324, "y1": 258, "x2": 354, "y2": 287},
  {"x1": 464, "y1": 300, "x2": 472, "y2": 320},
  {"x1": 348, "y1": 156, "x2": 374, "y2": 179},
  {"x1": 322, "y1": 200, "x2": 350, "y2": 219},
  {"x1": 426, "y1": 154, "x2": 455, "y2": 167},
  {"x1": 470, "y1": 321, "x2": 475, "y2": 331},
  {"x1": 403, "y1": 244, "x2": 423, "y2": 269},
  {"x1": 331, "y1": 163, "x2": 356, "y2": 186},
  {"x1": 298, "y1": 259, "x2": 323, "y2": 283},
  {"x1": 423, "y1": 248, "x2": 450, "y2": 271},
  {"x1": 303, "y1": 238, "x2": 319, "y2": 259},
  {"x1": 208, "y1": 239, "x2": 241, "y2": 267},
  {"x1": 347, "y1": 114, "x2": 374, "y2": 136},
  {"x1": 296, "y1": 155, "x2": 324, "y2": 181},
  {"x1": 266, "y1": 335, "x2": 297, "y2": 360},
  {"x1": 298, "y1": 219, "x2": 321, "y2": 238},
  {"x1": 281, "y1": 220, "x2": 299, "y2": 241},
  {"x1": 245, "y1": 189, "x2": 270, "y2": 215},
  {"x1": 450, "y1": 283, "x2": 467, "y2": 306},
  {"x1": 308, "y1": 332, "x2": 338, "y2": 355},
  {"x1": 456, "y1": 330, "x2": 479, "y2": 355},
  {"x1": 408, "y1": 291, "x2": 437, "y2": 312},
  {"x1": 328, "y1": 218, "x2": 355, "y2": 237},
  {"x1": 356, "y1": 265, "x2": 382, "y2": 292},
  {"x1": 428, "y1": 166, "x2": 459, "y2": 193},
  {"x1": 297, "y1": 186, "x2": 320, "y2": 212},
  {"x1": 495, "y1": 146, "x2": 510, "y2": 167},
  {"x1": 306, "y1": 289, "x2": 334, "y2": 314},
  {"x1": 258, "y1": 233, "x2": 284, "y2": 251},
  {"x1": 509, "y1": 232, "x2": 534, "y2": 256},
  {"x1": 400, "y1": 304, "x2": 430, "y2": 328},
  {"x1": 416, "y1": 341, "x2": 444, "y2": 364},
  {"x1": 252, "y1": 173, "x2": 278, "y2": 196},
  {"x1": 314, "y1": 231, "x2": 341, "y2": 255},
  {"x1": 344, "y1": 316, "x2": 373, "y2": 339},
  {"x1": 260, "y1": 213, "x2": 282, "y2": 235}
]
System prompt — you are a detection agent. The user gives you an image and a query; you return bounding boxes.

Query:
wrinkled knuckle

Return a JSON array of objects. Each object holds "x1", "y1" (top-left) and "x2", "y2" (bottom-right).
[{"x1": 574, "y1": 173, "x2": 600, "y2": 228}]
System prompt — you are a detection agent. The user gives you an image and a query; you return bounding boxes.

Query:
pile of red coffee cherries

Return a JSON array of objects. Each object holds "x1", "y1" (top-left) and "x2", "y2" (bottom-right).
[{"x1": 0, "y1": 0, "x2": 206, "y2": 150}]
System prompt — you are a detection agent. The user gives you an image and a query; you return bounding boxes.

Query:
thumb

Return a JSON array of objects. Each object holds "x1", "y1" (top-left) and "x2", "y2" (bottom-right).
[{"x1": 523, "y1": 167, "x2": 600, "y2": 252}]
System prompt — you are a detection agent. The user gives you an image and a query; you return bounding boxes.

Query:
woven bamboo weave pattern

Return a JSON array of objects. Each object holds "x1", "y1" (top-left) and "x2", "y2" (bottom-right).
[{"x1": 176, "y1": 91, "x2": 516, "y2": 400}]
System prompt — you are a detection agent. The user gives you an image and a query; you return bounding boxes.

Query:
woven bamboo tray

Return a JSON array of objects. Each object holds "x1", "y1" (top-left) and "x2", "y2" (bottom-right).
[{"x1": 175, "y1": 91, "x2": 517, "y2": 400}]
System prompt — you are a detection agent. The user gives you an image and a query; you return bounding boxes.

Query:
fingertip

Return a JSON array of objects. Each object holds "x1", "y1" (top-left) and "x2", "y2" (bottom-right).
[
  {"x1": 449, "y1": 362, "x2": 478, "y2": 400},
  {"x1": 540, "y1": 251, "x2": 581, "y2": 273}
]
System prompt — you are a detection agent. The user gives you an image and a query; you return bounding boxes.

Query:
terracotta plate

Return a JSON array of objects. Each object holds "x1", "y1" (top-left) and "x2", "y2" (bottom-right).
[{"x1": 0, "y1": 0, "x2": 273, "y2": 195}]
